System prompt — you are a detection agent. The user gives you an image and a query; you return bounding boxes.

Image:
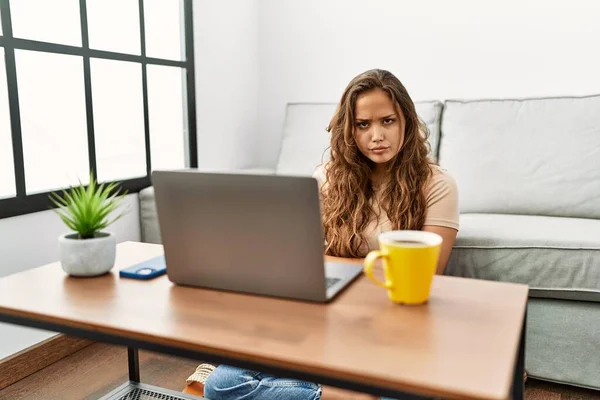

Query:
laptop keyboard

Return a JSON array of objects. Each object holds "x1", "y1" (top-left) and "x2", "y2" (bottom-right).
[{"x1": 326, "y1": 277, "x2": 342, "y2": 289}]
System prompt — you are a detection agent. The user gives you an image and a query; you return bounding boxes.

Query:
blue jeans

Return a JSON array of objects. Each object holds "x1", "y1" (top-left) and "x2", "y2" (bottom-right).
[
  {"x1": 204, "y1": 365, "x2": 321, "y2": 399},
  {"x1": 204, "y1": 365, "x2": 398, "y2": 400}
]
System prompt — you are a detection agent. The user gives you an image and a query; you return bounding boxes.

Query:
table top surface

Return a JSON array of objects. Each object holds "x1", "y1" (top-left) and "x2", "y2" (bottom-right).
[{"x1": 0, "y1": 241, "x2": 528, "y2": 400}]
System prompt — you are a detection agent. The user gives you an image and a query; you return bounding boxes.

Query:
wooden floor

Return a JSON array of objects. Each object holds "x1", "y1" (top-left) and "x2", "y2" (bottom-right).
[
  {"x1": 0, "y1": 343, "x2": 201, "y2": 400},
  {"x1": 1, "y1": 342, "x2": 599, "y2": 399},
  {"x1": 526, "y1": 380, "x2": 600, "y2": 400}
]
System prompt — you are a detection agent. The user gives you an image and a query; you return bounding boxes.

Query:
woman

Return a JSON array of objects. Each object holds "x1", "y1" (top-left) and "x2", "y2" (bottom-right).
[{"x1": 199, "y1": 69, "x2": 459, "y2": 400}]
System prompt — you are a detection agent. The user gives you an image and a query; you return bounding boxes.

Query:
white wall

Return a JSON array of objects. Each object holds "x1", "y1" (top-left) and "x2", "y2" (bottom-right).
[
  {"x1": 0, "y1": 194, "x2": 140, "y2": 360},
  {"x1": 194, "y1": 0, "x2": 260, "y2": 170},
  {"x1": 257, "y1": 0, "x2": 600, "y2": 168}
]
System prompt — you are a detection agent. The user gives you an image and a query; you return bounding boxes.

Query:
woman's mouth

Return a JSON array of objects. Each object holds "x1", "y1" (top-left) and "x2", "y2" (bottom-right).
[{"x1": 371, "y1": 147, "x2": 389, "y2": 155}]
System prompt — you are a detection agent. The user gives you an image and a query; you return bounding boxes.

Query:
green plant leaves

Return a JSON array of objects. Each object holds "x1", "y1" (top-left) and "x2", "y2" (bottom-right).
[{"x1": 48, "y1": 172, "x2": 129, "y2": 239}]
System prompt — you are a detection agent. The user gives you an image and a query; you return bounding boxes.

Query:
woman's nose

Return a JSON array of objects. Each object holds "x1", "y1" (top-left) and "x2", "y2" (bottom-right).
[{"x1": 371, "y1": 126, "x2": 384, "y2": 142}]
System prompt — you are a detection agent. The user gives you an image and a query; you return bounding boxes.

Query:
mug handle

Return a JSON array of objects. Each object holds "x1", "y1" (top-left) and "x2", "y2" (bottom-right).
[{"x1": 364, "y1": 250, "x2": 393, "y2": 289}]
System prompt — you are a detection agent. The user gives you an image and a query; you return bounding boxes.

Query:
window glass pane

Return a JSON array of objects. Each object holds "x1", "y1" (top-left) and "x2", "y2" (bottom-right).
[
  {"x1": 87, "y1": 0, "x2": 141, "y2": 55},
  {"x1": 91, "y1": 59, "x2": 146, "y2": 182},
  {"x1": 147, "y1": 65, "x2": 185, "y2": 171},
  {"x1": 16, "y1": 50, "x2": 89, "y2": 194},
  {"x1": 11, "y1": 0, "x2": 81, "y2": 46},
  {"x1": 144, "y1": 0, "x2": 184, "y2": 61},
  {"x1": 0, "y1": 49, "x2": 16, "y2": 199}
]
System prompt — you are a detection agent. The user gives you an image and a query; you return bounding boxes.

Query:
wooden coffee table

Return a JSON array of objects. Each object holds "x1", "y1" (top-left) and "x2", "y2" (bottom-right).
[{"x1": 0, "y1": 241, "x2": 528, "y2": 399}]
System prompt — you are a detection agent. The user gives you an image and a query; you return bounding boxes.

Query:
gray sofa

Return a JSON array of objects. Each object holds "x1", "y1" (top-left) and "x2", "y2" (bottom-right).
[{"x1": 139, "y1": 95, "x2": 600, "y2": 391}]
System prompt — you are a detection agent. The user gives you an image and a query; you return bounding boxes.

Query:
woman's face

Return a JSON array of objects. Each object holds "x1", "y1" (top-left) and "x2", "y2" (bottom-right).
[{"x1": 353, "y1": 88, "x2": 405, "y2": 166}]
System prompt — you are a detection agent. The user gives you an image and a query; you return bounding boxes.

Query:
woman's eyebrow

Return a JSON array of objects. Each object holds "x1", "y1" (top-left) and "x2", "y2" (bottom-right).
[{"x1": 355, "y1": 113, "x2": 396, "y2": 121}]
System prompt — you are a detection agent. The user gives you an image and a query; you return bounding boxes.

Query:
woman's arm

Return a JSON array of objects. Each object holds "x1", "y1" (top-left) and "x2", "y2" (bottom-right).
[
  {"x1": 325, "y1": 255, "x2": 363, "y2": 265},
  {"x1": 422, "y1": 166, "x2": 459, "y2": 275},
  {"x1": 327, "y1": 226, "x2": 456, "y2": 275},
  {"x1": 422, "y1": 225, "x2": 457, "y2": 274}
]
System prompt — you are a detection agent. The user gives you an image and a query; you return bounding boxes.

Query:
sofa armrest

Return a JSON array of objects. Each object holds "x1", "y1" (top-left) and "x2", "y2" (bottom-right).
[{"x1": 139, "y1": 186, "x2": 162, "y2": 244}]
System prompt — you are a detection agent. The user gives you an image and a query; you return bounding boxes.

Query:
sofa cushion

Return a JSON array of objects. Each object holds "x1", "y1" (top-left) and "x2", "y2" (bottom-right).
[
  {"x1": 445, "y1": 213, "x2": 600, "y2": 302},
  {"x1": 276, "y1": 101, "x2": 443, "y2": 176},
  {"x1": 438, "y1": 95, "x2": 600, "y2": 218}
]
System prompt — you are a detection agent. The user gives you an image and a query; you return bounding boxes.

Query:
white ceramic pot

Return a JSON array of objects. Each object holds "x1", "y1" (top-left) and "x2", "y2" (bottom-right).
[{"x1": 59, "y1": 232, "x2": 116, "y2": 277}]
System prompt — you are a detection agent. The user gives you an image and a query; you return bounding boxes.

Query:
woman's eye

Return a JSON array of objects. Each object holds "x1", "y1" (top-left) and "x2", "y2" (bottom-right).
[
  {"x1": 383, "y1": 118, "x2": 395, "y2": 125},
  {"x1": 357, "y1": 121, "x2": 369, "y2": 129}
]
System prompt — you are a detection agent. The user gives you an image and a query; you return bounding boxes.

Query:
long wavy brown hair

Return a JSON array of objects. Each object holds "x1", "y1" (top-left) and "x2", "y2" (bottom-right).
[{"x1": 321, "y1": 69, "x2": 433, "y2": 257}]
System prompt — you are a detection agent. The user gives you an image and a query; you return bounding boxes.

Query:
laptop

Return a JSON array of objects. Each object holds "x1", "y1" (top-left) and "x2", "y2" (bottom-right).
[{"x1": 151, "y1": 169, "x2": 363, "y2": 302}]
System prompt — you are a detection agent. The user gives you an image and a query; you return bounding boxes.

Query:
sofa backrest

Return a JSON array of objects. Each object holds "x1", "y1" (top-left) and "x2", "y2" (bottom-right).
[
  {"x1": 438, "y1": 95, "x2": 600, "y2": 219},
  {"x1": 275, "y1": 101, "x2": 444, "y2": 176}
]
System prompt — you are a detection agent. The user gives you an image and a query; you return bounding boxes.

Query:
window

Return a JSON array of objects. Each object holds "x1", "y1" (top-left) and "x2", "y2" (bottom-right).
[
  {"x1": 16, "y1": 50, "x2": 89, "y2": 194},
  {"x1": 87, "y1": 0, "x2": 140, "y2": 55},
  {"x1": 144, "y1": 0, "x2": 184, "y2": 61},
  {"x1": 11, "y1": 0, "x2": 82, "y2": 47},
  {"x1": 91, "y1": 58, "x2": 146, "y2": 182},
  {"x1": 0, "y1": 0, "x2": 197, "y2": 218},
  {"x1": 0, "y1": 48, "x2": 16, "y2": 199},
  {"x1": 147, "y1": 65, "x2": 186, "y2": 171}
]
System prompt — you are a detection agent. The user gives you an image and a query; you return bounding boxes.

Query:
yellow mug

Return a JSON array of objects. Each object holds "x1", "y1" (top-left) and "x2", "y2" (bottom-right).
[{"x1": 364, "y1": 230, "x2": 442, "y2": 305}]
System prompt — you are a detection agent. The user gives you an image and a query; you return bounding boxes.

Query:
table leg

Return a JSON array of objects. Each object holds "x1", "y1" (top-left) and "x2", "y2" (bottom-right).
[
  {"x1": 128, "y1": 347, "x2": 140, "y2": 383},
  {"x1": 511, "y1": 308, "x2": 527, "y2": 400}
]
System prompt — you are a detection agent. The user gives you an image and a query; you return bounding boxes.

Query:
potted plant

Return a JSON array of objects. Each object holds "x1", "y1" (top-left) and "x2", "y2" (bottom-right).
[{"x1": 49, "y1": 173, "x2": 128, "y2": 277}]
